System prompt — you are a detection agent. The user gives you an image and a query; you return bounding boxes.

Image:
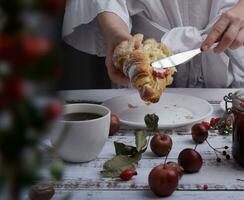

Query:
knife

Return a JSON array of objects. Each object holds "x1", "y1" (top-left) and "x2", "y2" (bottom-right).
[
  {"x1": 151, "y1": 43, "x2": 217, "y2": 69},
  {"x1": 151, "y1": 48, "x2": 202, "y2": 69}
]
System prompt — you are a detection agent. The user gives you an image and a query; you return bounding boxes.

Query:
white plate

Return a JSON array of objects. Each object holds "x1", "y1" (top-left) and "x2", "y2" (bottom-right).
[
  {"x1": 103, "y1": 93, "x2": 213, "y2": 128},
  {"x1": 102, "y1": 93, "x2": 213, "y2": 129}
]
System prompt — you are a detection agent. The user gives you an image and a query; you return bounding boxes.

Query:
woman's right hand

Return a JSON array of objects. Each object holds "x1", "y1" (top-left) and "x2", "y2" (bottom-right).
[{"x1": 97, "y1": 12, "x2": 132, "y2": 86}]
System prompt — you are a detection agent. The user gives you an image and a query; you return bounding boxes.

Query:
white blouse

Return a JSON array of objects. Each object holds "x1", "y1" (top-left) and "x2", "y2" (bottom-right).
[{"x1": 63, "y1": 0, "x2": 244, "y2": 88}]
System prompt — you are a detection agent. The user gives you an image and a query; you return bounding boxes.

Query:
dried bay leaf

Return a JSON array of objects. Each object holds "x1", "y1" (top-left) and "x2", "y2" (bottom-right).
[
  {"x1": 101, "y1": 154, "x2": 141, "y2": 178},
  {"x1": 114, "y1": 141, "x2": 137, "y2": 156},
  {"x1": 135, "y1": 130, "x2": 147, "y2": 152}
]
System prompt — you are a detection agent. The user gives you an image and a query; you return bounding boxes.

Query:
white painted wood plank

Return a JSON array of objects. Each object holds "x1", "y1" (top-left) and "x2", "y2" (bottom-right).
[
  {"x1": 42, "y1": 156, "x2": 244, "y2": 191},
  {"x1": 21, "y1": 190, "x2": 244, "y2": 200},
  {"x1": 49, "y1": 190, "x2": 244, "y2": 200},
  {"x1": 41, "y1": 134, "x2": 244, "y2": 191},
  {"x1": 59, "y1": 88, "x2": 238, "y2": 103}
]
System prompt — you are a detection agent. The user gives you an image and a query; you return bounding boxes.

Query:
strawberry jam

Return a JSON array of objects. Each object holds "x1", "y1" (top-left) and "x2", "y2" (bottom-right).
[{"x1": 231, "y1": 90, "x2": 244, "y2": 167}]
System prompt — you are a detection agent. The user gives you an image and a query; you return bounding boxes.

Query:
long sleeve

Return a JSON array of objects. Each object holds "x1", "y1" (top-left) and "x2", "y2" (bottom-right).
[
  {"x1": 62, "y1": 0, "x2": 132, "y2": 56},
  {"x1": 160, "y1": 0, "x2": 243, "y2": 88}
]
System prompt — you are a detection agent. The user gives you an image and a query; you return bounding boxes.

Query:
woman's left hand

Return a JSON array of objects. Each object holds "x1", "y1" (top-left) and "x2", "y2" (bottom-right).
[{"x1": 202, "y1": 1, "x2": 244, "y2": 53}]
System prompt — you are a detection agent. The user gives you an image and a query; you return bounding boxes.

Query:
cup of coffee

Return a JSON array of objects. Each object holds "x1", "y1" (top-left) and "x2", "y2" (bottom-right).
[{"x1": 50, "y1": 103, "x2": 111, "y2": 162}]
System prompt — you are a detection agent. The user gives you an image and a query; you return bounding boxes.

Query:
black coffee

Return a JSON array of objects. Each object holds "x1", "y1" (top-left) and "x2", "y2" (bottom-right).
[{"x1": 64, "y1": 112, "x2": 102, "y2": 121}]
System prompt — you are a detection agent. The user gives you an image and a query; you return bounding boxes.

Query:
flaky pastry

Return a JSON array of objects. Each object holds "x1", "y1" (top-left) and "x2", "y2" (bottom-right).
[{"x1": 113, "y1": 34, "x2": 176, "y2": 103}]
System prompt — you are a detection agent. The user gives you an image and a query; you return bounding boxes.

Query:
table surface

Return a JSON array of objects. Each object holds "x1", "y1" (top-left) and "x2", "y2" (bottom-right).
[{"x1": 44, "y1": 88, "x2": 244, "y2": 200}]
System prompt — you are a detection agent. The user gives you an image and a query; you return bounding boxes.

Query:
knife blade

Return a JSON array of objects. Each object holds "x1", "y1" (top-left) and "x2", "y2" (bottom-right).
[{"x1": 151, "y1": 48, "x2": 202, "y2": 69}]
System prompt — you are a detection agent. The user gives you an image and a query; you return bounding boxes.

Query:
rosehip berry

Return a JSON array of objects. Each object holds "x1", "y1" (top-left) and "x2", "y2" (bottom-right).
[
  {"x1": 226, "y1": 154, "x2": 231, "y2": 160},
  {"x1": 46, "y1": 100, "x2": 62, "y2": 120},
  {"x1": 222, "y1": 151, "x2": 227, "y2": 156},
  {"x1": 224, "y1": 146, "x2": 229, "y2": 149},
  {"x1": 4, "y1": 77, "x2": 27, "y2": 100},
  {"x1": 203, "y1": 184, "x2": 208, "y2": 190},
  {"x1": 210, "y1": 117, "x2": 221, "y2": 127},
  {"x1": 201, "y1": 121, "x2": 210, "y2": 130},
  {"x1": 45, "y1": 0, "x2": 66, "y2": 15},
  {"x1": 225, "y1": 119, "x2": 232, "y2": 127},
  {"x1": 120, "y1": 169, "x2": 137, "y2": 181},
  {"x1": 216, "y1": 158, "x2": 221, "y2": 163}
]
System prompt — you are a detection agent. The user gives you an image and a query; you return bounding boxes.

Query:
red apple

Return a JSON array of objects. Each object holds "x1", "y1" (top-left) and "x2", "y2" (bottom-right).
[
  {"x1": 178, "y1": 148, "x2": 203, "y2": 173},
  {"x1": 191, "y1": 123, "x2": 208, "y2": 144},
  {"x1": 166, "y1": 161, "x2": 184, "y2": 179},
  {"x1": 148, "y1": 164, "x2": 179, "y2": 197},
  {"x1": 150, "y1": 133, "x2": 172, "y2": 156},
  {"x1": 109, "y1": 114, "x2": 120, "y2": 136}
]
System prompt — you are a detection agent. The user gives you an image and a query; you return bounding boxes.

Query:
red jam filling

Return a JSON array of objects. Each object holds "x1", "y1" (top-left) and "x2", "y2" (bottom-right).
[{"x1": 152, "y1": 69, "x2": 171, "y2": 79}]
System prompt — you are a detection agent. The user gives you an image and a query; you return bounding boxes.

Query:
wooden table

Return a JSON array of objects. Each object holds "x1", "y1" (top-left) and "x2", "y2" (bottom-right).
[{"x1": 47, "y1": 88, "x2": 244, "y2": 199}]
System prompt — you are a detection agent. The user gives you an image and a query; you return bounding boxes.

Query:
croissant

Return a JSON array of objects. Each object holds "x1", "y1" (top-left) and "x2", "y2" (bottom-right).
[{"x1": 113, "y1": 34, "x2": 176, "y2": 103}]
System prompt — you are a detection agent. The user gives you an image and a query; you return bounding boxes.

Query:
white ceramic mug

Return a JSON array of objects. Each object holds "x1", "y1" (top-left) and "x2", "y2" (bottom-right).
[{"x1": 50, "y1": 103, "x2": 111, "y2": 162}]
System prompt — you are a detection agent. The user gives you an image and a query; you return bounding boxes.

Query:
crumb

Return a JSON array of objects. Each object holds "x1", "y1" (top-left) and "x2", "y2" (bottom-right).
[
  {"x1": 128, "y1": 103, "x2": 138, "y2": 109},
  {"x1": 203, "y1": 184, "x2": 208, "y2": 190},
  {"x1": 145, "y1": 102, "x2": 151, "y2": 106},
  {"x1": 184, "y1": 115, "x2": 193, "y2": 120}
]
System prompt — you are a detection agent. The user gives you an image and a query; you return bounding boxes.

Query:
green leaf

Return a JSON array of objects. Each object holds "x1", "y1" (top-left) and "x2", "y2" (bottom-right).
[
  {"x1": 144, "y1": 114, "x2": 159, "y2": 132},
  {"x1": 101, "y1": 154, "x2": 141, "y2": 178},
  {"x1": 114, "y1": 142, "x2": 137, "y2": 156},
  {"x1": 135, "y1": 130, "x2": 147, "y2": 152}
]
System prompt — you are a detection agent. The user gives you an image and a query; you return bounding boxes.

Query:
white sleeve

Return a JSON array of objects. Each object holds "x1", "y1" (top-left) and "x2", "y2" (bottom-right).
[
  {"x1": 160, "y1": 0, "x2": 243, "y2": 88},
  {"x1": 62, "y1": 0, "x2": 132, "y2": 56}
]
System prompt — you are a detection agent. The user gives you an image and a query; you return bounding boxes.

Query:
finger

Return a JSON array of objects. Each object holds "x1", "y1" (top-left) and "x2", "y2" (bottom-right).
[
  {"x1": 214, "y1": 22, "x2": 241, "y2": 53},
  {"x1": 201, "y1": 15, "x2": 230, "y2": 51},
  {"x1": 106, "y1": 63, "x2": 129, "y2": 86},
  {"x1": 230, "y1": 28, "x2": 244, "y2": 49}
]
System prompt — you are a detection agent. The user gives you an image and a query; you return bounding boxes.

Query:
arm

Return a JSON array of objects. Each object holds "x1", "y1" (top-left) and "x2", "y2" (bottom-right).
[
  {"x1": 97, "y1": 12, "x2": 132, "y2": 86},
  {"x1": 202, "y1": 0, "x2": 244, "y2": 53}
]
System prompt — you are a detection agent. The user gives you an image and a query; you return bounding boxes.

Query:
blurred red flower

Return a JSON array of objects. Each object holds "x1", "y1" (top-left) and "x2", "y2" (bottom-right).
[{"x1": 0, "y1": 34, "x2": 51, "y2": 66}]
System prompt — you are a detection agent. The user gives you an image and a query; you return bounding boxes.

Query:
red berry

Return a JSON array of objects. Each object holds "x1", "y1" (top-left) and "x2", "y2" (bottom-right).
[
  {"x1": 203, "y1": 184, "x2": 208, "y2": 190},
  {"x1": 210, "y1": 117, "x2": 221, "y2": 127},
  {"x1": 120, "y1": 169, "x2": 137, "y2": 181},
  {"x1": 46, "y1": 100, "x2": 62, "y2": 120},
  {"x1": 22, "y1": 36, "x2": 51, "y2": 59},
  {"x1": 0, "y1": 35, "x2": 51, "y2": 66},
  {"x1": 201, "y1": 121, "x2": 210, "y2": 130},
  {"x1": 225, "y1": 119, "x2": 232, "y2": 127},
  {"x1": 4, "y1": 77, "x2": 27, "y2": 100},
  {"x1": 45, "y1": 0, "x2": 66, "y2": 15}
]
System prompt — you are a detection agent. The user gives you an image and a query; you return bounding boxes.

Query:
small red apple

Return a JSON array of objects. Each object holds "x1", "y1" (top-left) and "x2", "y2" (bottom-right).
[
  {"x1": 191, "y1": 123, "x2": 208, "y2": 144},
  {"x1": 148, "y1": 164, "x2": 179, "y2": 197},
  {"x1": 109, "y1": 114, "x2": 120, "y2": 136},
  {"x1": 166, "y1": 161, "x2": 184, "y2": 179},
  {"x1": 150, "y1": 133, "x2": 172, "y2": 156},
  {"x1": 178, "y1": 148, "x2": 203, "y2": 173}
]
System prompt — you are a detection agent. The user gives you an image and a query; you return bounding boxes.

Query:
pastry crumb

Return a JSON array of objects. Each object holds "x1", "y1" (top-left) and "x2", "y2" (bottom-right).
[
  {"x1": 184, "y1": 115, "x2": 193, "y2": 120},
  {"x1": 128, "y1": 103, "x2": 138, "y2": 109}
]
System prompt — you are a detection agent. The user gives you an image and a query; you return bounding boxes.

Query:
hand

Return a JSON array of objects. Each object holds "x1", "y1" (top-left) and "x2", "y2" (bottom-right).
[
  {"x1": 202, "y1": 1, "x2": 244, "y2": 53},
  {"x1": 97, "y1": 12, "x2": 131, "y2": 86},
  {"x1": 105, "y1": 30, "x2": 131, "y2": 86}
]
